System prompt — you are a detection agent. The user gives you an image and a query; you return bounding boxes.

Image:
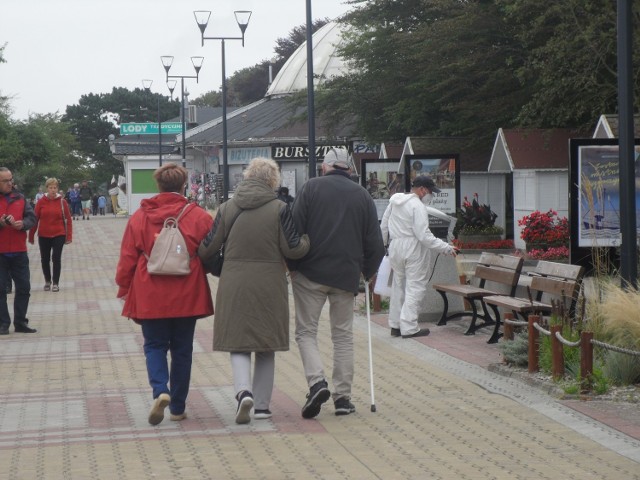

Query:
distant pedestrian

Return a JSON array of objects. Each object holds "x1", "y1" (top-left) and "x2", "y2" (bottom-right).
[
  {"x1": 34, "y1": 187, "x2": 44, "y2": 204},
  {"x1": 288, "y1": 148, "x2": 385, "y2": 418},
  {"x1": 91, "y1": 194, "x2": 98, "y2": 216},
  {"x1": 79, "y1": 180, "x2": 92, "y2": 220},
  {"x1": 276, "y1": 186, "x2": 294, "y2": 208},
  {"x1": 116, "y1": 163, "x2": 214, "y2": 426},
  {"x1": 0, "y1": 167, "x2": 37, "y2": 335},
  {"x1": 69, "y1": 184, "x2": 81, "y2": 221},
  {"x1": 109, "y1": 182, "x2": 119, "y2": 216},
  {"x1": 29, "y1": 177, "x2": 73, "y2": 293},
  {"x1": 198, "y1": 158, "x2": 310, "y2": 424},
  {"x1": 98, "y1": 194, "x2": 107, "y2": 215}
]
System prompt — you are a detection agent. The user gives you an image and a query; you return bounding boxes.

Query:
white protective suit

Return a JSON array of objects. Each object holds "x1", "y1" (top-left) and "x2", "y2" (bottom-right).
[{"x1": 380, "y1": 192, "x2": 454, "y2": 335}]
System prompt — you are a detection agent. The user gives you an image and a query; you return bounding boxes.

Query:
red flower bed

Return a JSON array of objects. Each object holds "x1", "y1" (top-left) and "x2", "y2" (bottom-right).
[{"x1": 453, "y1": 238, "x2": 515, "y2": 250}]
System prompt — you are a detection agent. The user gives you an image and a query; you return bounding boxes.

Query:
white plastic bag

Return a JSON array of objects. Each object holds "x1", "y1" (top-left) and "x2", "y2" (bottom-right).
[{"x1": 374, "y1": 256, "x2": 393, "y2": 297}]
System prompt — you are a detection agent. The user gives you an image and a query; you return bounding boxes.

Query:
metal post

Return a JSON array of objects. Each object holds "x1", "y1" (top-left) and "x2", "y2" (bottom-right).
[
  {"x1": 306, "y1": 0, "x2": 316, "y2": 178},
  {"x1": 222, "y1": 39, "x2": 229, "y2": 202},
  {"x1": 617, "y1": 0, "x2": 637, "y2": 289},
  {"x1": 180, "y1": 77, "x2": 186, "y2": 169},
  {"x1": 158, "y1": 97, "x2": 162, "y2": 167}
]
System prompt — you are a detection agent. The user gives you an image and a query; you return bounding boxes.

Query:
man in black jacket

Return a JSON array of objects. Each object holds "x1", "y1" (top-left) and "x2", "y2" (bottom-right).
[{"x1": 288, "y1": 148, "x2": 385, "y2": 418}]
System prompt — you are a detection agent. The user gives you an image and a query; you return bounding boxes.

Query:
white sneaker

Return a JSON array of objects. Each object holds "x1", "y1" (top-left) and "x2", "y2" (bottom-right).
[{"x1": 235, "y1": 391, "x2": 254, "y2": 424}]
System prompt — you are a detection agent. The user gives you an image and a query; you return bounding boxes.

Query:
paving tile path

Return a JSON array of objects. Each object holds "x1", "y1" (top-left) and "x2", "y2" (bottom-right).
[{"x1": 0, "y1": 215, "x2": 638, "y2": 479}]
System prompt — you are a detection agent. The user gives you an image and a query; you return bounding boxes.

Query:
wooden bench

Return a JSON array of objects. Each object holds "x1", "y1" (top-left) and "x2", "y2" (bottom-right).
[
  {"x1": 483, "y1": 261, "x2": 585, "y2": 344},
  {"x1": 432, "y1": 252, "x2": 524, "y2": 336}
]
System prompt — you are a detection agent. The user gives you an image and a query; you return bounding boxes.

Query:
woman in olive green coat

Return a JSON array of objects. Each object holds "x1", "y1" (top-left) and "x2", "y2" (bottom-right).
[{"x1": 198, "y1": 157, "x2": 310, "y2": 424}]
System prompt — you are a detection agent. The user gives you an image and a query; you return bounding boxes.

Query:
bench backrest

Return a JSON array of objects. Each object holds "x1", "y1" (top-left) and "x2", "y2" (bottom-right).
[
  {"x1": 474, "y1": 253, "x2": 524, "y2": 295},
  {"x1": 529, "y1": 261, "x2": 585, "y2": 312}
]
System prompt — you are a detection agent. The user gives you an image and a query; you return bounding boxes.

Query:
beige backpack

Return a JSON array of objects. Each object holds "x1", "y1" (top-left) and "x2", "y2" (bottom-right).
[{"x1": 144, "y1": 204, "x2": 191, "y2": 276}]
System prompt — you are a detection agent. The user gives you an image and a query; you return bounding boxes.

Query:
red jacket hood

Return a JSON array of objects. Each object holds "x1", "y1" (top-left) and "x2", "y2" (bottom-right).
[{"x1": 139, "y1": 193, "x2": 189, "y2": 225}]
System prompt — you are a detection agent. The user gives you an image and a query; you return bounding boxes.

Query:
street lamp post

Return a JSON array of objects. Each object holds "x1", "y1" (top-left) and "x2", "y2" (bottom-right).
[
  {"x1": 142, "y1": 79, "x2": 164, "y2": 167},
  {"x1": 161, "y1": 55, "x2": 204, "y2": 169},
  {"x1": 194, "y1": 10, "x2": 252, "y2": 202}
]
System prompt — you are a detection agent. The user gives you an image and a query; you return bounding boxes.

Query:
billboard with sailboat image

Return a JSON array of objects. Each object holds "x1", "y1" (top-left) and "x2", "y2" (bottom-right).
[{"x1": 572, "y1": 139, "x2": 640, "y2": 247}]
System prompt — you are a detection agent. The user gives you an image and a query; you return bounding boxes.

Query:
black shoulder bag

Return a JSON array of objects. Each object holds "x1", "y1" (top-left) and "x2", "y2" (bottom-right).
[{"x1": 209, "y1": 207, "x2": 243, "y2": 277}]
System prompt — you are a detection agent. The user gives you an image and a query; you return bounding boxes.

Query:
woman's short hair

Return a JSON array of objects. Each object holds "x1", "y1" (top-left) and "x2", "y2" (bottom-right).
[
  {"x1": 243, "y1": 157, "x2": 280, "y2": 190},
  {"x1": 44, "y1": 178, "x2": 59, "y2": 188},
  {"x1": 153, "y1": 163, "x2": 187, "y2": 193}
]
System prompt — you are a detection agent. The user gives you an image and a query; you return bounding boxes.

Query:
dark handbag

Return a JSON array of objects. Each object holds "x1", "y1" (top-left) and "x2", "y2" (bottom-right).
[{"x1": 209, "y1": 206, "x2": 243, "y2": 277}]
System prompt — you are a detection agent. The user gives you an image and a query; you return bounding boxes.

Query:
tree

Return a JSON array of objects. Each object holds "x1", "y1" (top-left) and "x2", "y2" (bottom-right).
[
  {"x1": 63, "y1": 87, "x2": 179, "y2": 185},
  {"x1": 499, "y1": 0, "x2": 640, "y2": 129},
  {"x1": 317, "y1": 0, "x2": 527, "y2": 142},
  {"x1": 317, "y1": 0, "x2": 640, "y2": 143}
]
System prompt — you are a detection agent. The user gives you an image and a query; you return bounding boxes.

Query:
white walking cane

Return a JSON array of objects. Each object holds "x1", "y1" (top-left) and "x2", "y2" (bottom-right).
[{"x1": 364, "y1": 281, "x2": 377, "y2": 412}]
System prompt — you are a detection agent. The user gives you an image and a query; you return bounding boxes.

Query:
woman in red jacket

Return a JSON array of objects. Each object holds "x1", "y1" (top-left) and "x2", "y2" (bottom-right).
[
  {"x1": 28, "y1": 178, "x2": 72, "y2": 292},
  {"x1": 116, "y1": 163, "x2": 214, "y2": 426}
]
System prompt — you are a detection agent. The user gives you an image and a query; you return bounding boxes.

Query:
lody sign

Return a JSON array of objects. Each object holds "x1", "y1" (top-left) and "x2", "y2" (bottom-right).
[{"x1": 120, "y1": 123, "x2": 183, "y2": 136}]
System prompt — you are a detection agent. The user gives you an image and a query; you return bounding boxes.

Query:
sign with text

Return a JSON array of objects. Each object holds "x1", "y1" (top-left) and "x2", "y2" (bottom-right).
[
  {"x1": 120, "y1": 123, "x2": 183, "y2": 135},
  {"x1": 271, "y1": 145, "x2": 347, "y2": 160}
]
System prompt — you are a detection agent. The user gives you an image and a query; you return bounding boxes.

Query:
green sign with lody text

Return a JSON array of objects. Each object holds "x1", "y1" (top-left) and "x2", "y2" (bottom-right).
[{"x1": 120, "y1": 122, "x2": 183, "y2": 135}]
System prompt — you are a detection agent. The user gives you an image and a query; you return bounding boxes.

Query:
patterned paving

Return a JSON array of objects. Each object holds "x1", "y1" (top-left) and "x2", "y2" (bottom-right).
[{"x1": 0, "y1": 215, "x2": 638, "y2": 479}]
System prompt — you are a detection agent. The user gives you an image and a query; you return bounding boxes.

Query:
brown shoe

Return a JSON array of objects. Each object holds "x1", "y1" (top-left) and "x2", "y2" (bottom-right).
[
  {"x1": 402, "y1": 328, "x2": 430, "y2": 339},
  {"x1": 170, "y1": 412, "x2": 187, "y2": 421}
]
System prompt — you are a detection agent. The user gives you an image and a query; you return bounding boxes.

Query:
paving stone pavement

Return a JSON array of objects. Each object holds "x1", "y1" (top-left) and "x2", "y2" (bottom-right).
[{"x1": 0, "y1": 215, "x2": 638, "y2": 480}]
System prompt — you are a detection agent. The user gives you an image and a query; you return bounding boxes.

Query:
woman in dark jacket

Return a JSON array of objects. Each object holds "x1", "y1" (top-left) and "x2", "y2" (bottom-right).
[{"x1": 199, "y1": 157, "x2": 310, "y2": 424}]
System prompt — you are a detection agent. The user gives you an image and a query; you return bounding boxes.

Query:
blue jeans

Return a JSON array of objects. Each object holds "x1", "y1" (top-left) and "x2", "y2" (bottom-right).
[
  {"x1": 0, "y1": 252, "x2": 31, "y2": 327},
  {"x1": 141, "y1": 317, "x2": 197, "y2": 415}
]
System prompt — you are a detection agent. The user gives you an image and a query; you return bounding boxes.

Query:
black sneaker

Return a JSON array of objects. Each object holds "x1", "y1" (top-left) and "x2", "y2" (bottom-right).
[
  {"x1": 301, "y1": 380, "x2": 330, "y2": 419},
  {"x1": 0, "y1": 324, "x2": 9, "y2": 335},
  {"x1": 402, "y1": 328, "x2": 430, "y2": 339},
  {"x1": 254, "y1": 409, "x2": 272, "y2": 420},
  {"x1": 334, "y1": 398, "x2": 356, "y2": 416},
  {"x1": 390, "y1": 328, "x2": 401, "y2": 337},
  {"x1": 235, "y1": 390, "x2": 254, "y2": 424}
]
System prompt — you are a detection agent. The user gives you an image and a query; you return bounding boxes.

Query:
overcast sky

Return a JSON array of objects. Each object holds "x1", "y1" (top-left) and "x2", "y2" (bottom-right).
[{"x1": 1, "y1": 0, "x2": 352, "y2": 120}]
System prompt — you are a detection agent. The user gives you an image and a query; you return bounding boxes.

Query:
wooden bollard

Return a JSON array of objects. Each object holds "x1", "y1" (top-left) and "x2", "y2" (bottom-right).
[
  {"x1": 580, "y1": 331, "x2": 594, "y2": 382},
  {"x1": 368, "y1": 276, "x2": 382, "y2": 313},
  {"x1": 550, "y1": 325, "x2": 564, "y2": 380},
  {"x1": 528, "y1": 315, "x2": 540, "y2": 373},
  {"x1": 503, "y1": 313, "x2": 515, "y2": 341}
]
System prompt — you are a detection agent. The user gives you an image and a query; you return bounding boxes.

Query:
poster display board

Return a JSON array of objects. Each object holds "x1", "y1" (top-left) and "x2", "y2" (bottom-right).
[
  {"x1": 569, "y1": 138, "x2": 640, "y2": 271},
  {"x1": 570, "y1": 139, "x2": 640, "y2": 248},
  {"x1": 361, "y1": 159, "x2": 404, "y2": 220},
  {"x1": 403, "y1": 155, "x2": 459, "y2": 236}
]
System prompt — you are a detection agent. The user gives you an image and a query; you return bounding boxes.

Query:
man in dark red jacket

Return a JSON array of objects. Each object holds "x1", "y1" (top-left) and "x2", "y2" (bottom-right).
[{"x1": 0, "y1": 167, "x2": 37, "y2": 335}]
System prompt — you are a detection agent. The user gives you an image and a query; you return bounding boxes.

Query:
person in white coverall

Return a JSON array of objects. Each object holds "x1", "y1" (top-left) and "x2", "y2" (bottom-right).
[{"x1": 380, "y1": 175, "x2": 458, "y2": 338}]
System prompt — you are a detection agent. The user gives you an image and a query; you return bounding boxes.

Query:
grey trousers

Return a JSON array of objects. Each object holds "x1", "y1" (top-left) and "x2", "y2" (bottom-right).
[
  {"x1": 292, "y1": 273, "x2": 354, "y2": 401},
  {"x1": 230, "y1": 351, "x2": 275, "y2": 410}
]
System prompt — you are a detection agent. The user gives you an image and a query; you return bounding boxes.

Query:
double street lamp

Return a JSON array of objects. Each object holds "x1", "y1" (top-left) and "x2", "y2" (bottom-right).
[
  {"x1": 160, "y1": 55, "x2": 204, "y2": 168},
  {"x1": 194, "y1": 10, "x2": 252, "y2": 202},
  {"x1": 141, "y1": 79, "x2": 164, "y2": 167}
]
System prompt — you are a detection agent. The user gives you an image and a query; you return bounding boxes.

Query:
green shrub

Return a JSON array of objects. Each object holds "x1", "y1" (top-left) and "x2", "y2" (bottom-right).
[
  {"x1": 499, "y1": 332, "x2": 528, "y2": 367},
  {"x1": 602, "y1": 351, "x2": 640, "y2": 386}
]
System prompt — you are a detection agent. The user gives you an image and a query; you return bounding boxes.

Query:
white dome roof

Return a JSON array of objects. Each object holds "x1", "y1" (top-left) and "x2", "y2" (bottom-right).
[{"x1": 266, "y1": 22, "x2": 351, "y2": 96}]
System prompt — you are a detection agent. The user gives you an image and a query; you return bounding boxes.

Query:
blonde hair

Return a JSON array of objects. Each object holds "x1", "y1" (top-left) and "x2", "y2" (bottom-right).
[
  {"x1": 153, "y1": 163, "x2": 187, "y2": 193},
  {"x1": 44, "y1": 178, "x2": 59, "y2": 188},
  {"x1": 243, "y1": 157, "x2": 280, "y2": 190}
]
